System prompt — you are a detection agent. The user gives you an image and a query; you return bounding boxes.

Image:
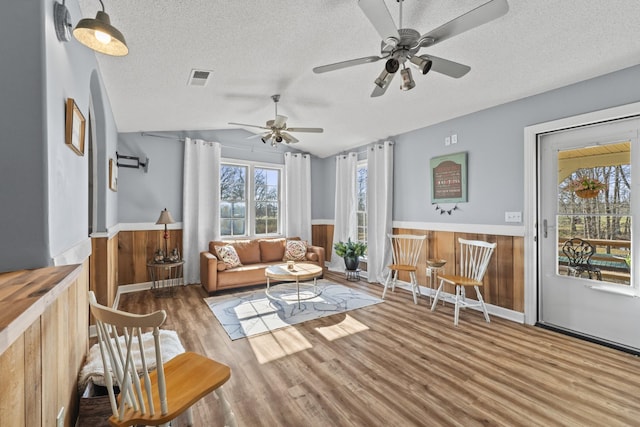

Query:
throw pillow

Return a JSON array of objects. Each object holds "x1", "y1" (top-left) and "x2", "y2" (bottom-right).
[
  {"x1": 283, "y1": 240, "x2": 307, "y2": 261},
  {"x1": 215, "y1": 245, "x2": 242, "y2": 268}
]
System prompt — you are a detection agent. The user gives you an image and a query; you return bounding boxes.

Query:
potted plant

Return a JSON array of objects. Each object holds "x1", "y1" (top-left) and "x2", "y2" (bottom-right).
[
  {"x1": 334, "y1": 238, "x2": 367, "y2": 270},
  {"x1": 566, "y1": 177, "x2": 606, "y2": 199}
]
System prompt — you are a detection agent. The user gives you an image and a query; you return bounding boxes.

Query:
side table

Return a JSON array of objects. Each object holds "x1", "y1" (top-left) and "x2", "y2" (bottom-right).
[
  {"x1": 345, "y1": 269, "x2": 361, "y2": 282},
  {"x1": 147, "y1": 260, "x2": 185, "y2": 297}
]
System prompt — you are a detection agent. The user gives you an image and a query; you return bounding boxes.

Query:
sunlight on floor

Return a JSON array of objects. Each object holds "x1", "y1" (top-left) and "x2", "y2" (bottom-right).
[
  {"x1": 249, "y1": 328, "x2": 312, "y2": 364},
  {"x1": 314, "y1": 314, "x2": 369, "y2": 341}
]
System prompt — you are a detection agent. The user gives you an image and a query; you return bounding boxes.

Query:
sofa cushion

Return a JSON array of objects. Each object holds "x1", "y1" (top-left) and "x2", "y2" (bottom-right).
[
  {"x1": 215, "y1": 245, "x2": 242, "y2": 268},
  {"x1": 283, "y1": 240, "x2": 307, "y2": 261},
  {"x1": 232, "y1": 240, "x2": 261, "y2": 264},
  {"x1": 259, "y1": 239, "x2": 286, "y2": 262}
]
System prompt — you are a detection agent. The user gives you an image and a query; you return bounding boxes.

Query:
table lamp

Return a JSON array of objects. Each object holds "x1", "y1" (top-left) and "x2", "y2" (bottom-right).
[{"x1": 156, "y1": 208, "x2": 175, "y2": 260}]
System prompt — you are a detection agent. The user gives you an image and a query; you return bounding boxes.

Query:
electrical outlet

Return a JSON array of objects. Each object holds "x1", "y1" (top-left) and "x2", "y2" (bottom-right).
[
  {"x1": 57, "y1": 407, "x2": 64, "y2": 427},
  {"x1": 445, "y1": 136, "x2": 451, "y2": 146},
  {"x1": 451, "y1": 134, "x2": 458, "y2": 144},
  {"x1": 505, "y1": 211, "x2": 522, "y2": 223}
]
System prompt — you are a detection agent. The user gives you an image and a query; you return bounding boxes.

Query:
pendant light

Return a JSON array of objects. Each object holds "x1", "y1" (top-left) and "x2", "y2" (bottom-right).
[{"x1": 73, "y1": 0, "x2": 128, "y2": 56}]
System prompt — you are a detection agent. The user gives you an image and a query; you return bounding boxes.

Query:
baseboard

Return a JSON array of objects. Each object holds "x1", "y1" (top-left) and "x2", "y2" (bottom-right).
[{"x1": 375, "y1": 280, "x2": 525, "y2": 323}]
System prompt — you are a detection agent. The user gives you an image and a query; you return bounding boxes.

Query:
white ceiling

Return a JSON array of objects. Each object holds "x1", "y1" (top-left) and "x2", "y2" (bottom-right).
[{"x1": 78, "y1": 0, "x2": 640, "y2": 158}]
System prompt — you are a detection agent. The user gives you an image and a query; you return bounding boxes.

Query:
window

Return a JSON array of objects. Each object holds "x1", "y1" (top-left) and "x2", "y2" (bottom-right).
[
  {"x1": 220, "y1": 161, "x2": 282, "y2": 237},
  {"x1": 357, "y1": 162, "x2": 367, "y2": 245}
]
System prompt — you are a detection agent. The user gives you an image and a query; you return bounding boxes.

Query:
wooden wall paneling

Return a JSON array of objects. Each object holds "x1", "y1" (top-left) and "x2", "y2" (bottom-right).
[
  {"x1": 24, "y1": 321, "x2": 42, "y2": 426},
  {"x1": 0, "y1": 334, "x2": 25, "y2": 425},
  {"x1": 41, "y1": 298, "x2": 58, "y2": 427},
  {"x1": 312, "y1": 224, "x2": 334, "y2": 262},
  {"x1": 117, "y1": 231, "x2": 134, "y2": 285},
  {"x1": 90, "y1": 237, "x2": 108, "y2": 306},
  {"x1": 107, "y1": 234, "x2": 118, "y2": 305},
  {"x1": 512, "y1": 237, "x2": 525, "y2": 312},
  {"x1": 495, "y1": 236, "x2": 515, "y2": 309}
]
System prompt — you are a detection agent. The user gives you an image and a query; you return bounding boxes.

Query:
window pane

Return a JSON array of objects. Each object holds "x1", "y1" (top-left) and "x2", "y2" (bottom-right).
[
  {"x1": 357, "y1": 164, "x2": 368, "y2": 245},
  {"x1": 255, "y1": 168, "x2": 280, "y2": 235},
  {"x1": 556, "y1": 144, "x2": 631, "y2": 285},
  {"x1": 220, "y1": 164, "x2": 247, "y2": 236}
]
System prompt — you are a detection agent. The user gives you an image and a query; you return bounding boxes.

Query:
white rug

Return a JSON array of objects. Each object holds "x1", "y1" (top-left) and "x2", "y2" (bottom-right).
[{"x1": 204, "y1": 280, "x2": 383, "y2": 340}]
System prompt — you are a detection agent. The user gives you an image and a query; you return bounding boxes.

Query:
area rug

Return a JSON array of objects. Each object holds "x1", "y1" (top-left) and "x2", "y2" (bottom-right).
[{"x1": 204, "y1": 280, "x2": 383, "y2": 340}]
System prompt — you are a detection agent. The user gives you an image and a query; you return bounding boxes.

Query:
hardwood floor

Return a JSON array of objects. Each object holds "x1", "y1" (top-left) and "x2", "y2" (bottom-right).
[{"x1": 118, "y1": 272, "x2": 640, "y2": 426}]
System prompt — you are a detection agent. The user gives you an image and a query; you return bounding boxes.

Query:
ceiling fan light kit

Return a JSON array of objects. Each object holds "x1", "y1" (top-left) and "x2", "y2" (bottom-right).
[
  {"x1": 229, "y1": 95, "x2": 322, "y2": 148},
  {"x1": 313, "y1": 0, "x2": 509, "y2": 97}
]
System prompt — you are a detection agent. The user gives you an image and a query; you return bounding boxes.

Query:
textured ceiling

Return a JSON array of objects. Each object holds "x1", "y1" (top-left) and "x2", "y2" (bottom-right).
[{"x1": 77, "y1": 0, "x2": 640, "y2": 158}]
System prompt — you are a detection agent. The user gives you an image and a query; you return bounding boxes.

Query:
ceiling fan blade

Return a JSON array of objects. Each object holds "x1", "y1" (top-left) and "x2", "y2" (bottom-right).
[
  {"x1": 358, "y1": 0, "x2": 400, "y2": 46},
  {"x1": 313, "y1": 56, "x2": 384, "y2": 74},
  {"x1": 281, "y1": 132, "x2": 299, "y2": 144},
  {"x1": 228, "y1": 122, "x2": 270, "y2": 130},
  {"x1": 370, "y1": 72, "x2": 397, "y2": 97},
  {"x1": 247, "y1": 132, "x2": 271, "y2": 140},
  {"x1": 285, "y1": 127, "x2": 324, "y2": 133},
  {"x1": 426, "y1": 55, "x2": 471, "y2": 78},
  {"x1": 273, "y1": 115, "x2": 287, "y2": 128},
  {"x1": 419, "y1": 0, "x2": 509, "y2": 47}
]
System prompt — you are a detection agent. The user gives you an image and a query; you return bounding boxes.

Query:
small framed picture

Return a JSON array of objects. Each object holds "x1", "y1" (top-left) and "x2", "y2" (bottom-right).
[
  {"x1": 65, "y1": 98, "x2": 85, "y2": 156},
  {"x1": 109, "y1": 158, "x2": 118, "y2": 191},
  {"x1": 430, "y1": 152, "x2": 468, "y2": 203}
]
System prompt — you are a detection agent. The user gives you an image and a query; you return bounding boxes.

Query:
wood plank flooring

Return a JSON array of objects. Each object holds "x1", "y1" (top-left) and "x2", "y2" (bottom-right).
[{"x1": 117, "y1": 272, "x2": 640, "y2": 426}]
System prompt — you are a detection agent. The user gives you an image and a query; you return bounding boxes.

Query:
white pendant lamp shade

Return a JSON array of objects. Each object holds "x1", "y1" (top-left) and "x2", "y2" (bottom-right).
[{"x1": 73, "y1": 10, "x2": 128, "y2": 56}]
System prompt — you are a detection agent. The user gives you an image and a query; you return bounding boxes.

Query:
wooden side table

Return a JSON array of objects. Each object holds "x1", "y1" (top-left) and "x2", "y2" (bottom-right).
[{"x1": 147, "y1": 260, "x2": 184, "y2": 297}]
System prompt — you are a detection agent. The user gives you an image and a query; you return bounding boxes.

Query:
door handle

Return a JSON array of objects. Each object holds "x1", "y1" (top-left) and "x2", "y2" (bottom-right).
[{"x1": 543, "y1": 219, "x2": 547, "y2": 238}]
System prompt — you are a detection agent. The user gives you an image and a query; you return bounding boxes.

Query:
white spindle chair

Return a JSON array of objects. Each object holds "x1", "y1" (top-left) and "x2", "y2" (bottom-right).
[
  {"x1": 88, "y1": 291, "x2": 237, "y2": 427},
  {"x1": 382, "y1": 234, "x2": 426, "y2": 304},
  {"x1": 430, "y1": 238, "x2": 496, "y2": 326}
]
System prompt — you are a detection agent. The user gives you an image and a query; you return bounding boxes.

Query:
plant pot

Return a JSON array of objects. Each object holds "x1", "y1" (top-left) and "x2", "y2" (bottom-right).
[
  {"x1": 575, "y1": 189, "x2": 600, "y2": 199},
  {"x1": 343, "y1": 256, "x2": 359, "y2": 271}
]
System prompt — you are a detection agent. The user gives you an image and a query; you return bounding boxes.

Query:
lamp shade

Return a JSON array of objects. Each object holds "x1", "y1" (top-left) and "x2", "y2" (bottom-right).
[
  {"x1": 73, "y1": 10, "x2": 128, "y2": 56},
  {"x1": 156, "y1": 208, "x2": 175, "y2": 225}
]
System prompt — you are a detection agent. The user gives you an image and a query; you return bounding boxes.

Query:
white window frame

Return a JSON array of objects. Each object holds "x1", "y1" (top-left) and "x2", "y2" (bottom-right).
[
  {"x1": 220, "y1": 158, "x2": 284, "y2": 239},
  {"x1": 357, "y1": 160, "x2": 368, "y2": 258}
]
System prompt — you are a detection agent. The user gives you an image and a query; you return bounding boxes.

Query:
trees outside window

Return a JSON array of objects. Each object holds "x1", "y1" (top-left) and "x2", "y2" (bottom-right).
[
  {"x1": 220, "y1": 161, "x2": 282, "y2": 237},
  {"x1": 357, "y1": 162, "x2": 367, "y2": 246}
]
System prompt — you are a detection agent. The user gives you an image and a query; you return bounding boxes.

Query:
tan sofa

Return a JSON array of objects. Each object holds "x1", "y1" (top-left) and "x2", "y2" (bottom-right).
[{"x1": 200, "y1": 237, "x2": 325, "y2": 294}]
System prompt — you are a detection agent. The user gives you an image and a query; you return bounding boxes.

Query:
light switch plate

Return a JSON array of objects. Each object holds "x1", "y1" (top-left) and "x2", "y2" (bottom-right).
[
  {"x1": 505, "y1": 211, "x2": 522, "y2": 222},
  {"x1": 451, "y1": 134, "x2": 458, "y2": 144},
  {"x1": 445, "y1": 136, "x2": 451, "y2": 146}
]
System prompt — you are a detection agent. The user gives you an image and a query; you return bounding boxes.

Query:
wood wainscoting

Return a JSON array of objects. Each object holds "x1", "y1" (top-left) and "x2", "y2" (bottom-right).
[
  {"x1": 90, "y1": 234, "x2": 118, "y2": 308},
  {"x1": 0, "y1": 262, "x2": 89, "y2": 426},
  {"x1": 117, "y1": 229, "x2": 183, "y2": 286},
  {"x1": 310, "y1": 224, "x2": 524, "y2": 313}
]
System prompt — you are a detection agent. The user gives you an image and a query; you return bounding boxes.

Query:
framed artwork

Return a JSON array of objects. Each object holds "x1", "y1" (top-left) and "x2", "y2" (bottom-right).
[
  {"x1": 65, "y1": 98, "x2": 85, "y2": 156},
  {"x1": 430, "y1": 152, "x2": 468, "y2": 203},
  {"x1": 109, "y1": 158, "x2": 118, "y2": 192}
]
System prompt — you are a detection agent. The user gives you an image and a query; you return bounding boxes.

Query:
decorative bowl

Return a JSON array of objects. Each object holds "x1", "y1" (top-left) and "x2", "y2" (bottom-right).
[{"x1": 427, "y1": 259, "x2": 447, "y2": 268}]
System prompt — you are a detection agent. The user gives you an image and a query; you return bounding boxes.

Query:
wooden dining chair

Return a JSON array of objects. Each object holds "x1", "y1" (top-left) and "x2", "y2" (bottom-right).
[
  {"x1": 430, "y1": 238, "x2": 496, "y2": 326},
  {"x1": 88, "y1": 291, "x2": 237, "y2": 427},
  {"x1": 382, "y1": 234, "x2": 426, "y2": 304}
]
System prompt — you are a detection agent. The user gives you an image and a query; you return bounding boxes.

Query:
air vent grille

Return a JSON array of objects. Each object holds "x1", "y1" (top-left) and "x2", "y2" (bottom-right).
[{"x1": 187, "y1": 69, "x2": 213, "y2": 86}]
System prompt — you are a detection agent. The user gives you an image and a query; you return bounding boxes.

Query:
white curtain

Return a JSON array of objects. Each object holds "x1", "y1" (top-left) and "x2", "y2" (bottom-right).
[
  {"x1": 367, "y1": 141, "x2": 394, "y2": 283},
  {"x1": 284, "y1": 152, "x2": 312, "y2": 242},
  {"x1": 182, "y1": 138, "x2": 221, "y2": 284},
  {"x1": 329, "y1": 152, "x2": 358, "y2": 272}
]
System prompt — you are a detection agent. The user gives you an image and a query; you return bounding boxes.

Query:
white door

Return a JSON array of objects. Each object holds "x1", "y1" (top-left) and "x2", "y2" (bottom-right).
[{"x1": 539, "y1": 117, "x2": 640, "y2": 350}]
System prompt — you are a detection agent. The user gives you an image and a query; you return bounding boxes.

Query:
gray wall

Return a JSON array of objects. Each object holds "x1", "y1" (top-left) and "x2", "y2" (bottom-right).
[
  {"x1": 117, "y1": 129, "x2": 300, "y2": 222},
  {"x1": 312, "y1": 64, "x2": 640, "y2": 225},
  {"x1": 0, "y1": 0, "x2": 118, "y2": 272}
]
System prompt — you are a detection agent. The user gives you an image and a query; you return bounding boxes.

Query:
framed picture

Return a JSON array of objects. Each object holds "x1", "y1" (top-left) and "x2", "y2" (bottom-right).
[
  {"x1": 430, "y1": 152, "x2": 468, "y2": 203},
  {"x1": 65, "y1": 98, "x2": 85, "y2": 156},
  {"x1": 109, "y1": 158, "x2": 118, "y2": 192}
]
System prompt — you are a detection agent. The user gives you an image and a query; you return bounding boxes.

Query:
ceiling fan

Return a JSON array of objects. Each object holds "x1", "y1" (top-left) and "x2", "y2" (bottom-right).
[
  {"x1": 228, "y1": 95, "x2": 324, "y2": 146},
  {"x1": 313, "y1": 0, "x2": 509, "y2": 97}
]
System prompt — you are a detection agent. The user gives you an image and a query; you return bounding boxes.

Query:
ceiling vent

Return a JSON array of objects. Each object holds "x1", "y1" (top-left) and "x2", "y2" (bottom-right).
[{"x1": 187, "y1": 69, "x2": 213, "y2": 87}]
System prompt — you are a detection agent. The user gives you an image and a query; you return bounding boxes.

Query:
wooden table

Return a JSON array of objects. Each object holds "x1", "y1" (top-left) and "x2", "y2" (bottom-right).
[{"x1": 265, "y1": 263, "x2": 323, "y2": 308}]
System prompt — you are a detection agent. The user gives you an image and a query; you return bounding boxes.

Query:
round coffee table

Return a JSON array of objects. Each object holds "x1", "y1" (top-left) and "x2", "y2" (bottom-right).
[{"x1": 265, "y1": 263, "x2": 323, "y2": 308}]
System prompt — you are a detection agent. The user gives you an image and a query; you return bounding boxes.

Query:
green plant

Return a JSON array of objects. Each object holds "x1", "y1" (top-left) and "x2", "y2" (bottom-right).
[
  {"x1": 334, "y1": 238, "x2": 367, "y2": 258},
  {"x1": 566, "y1": 177, "x2": 606, "y2": 192}
]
